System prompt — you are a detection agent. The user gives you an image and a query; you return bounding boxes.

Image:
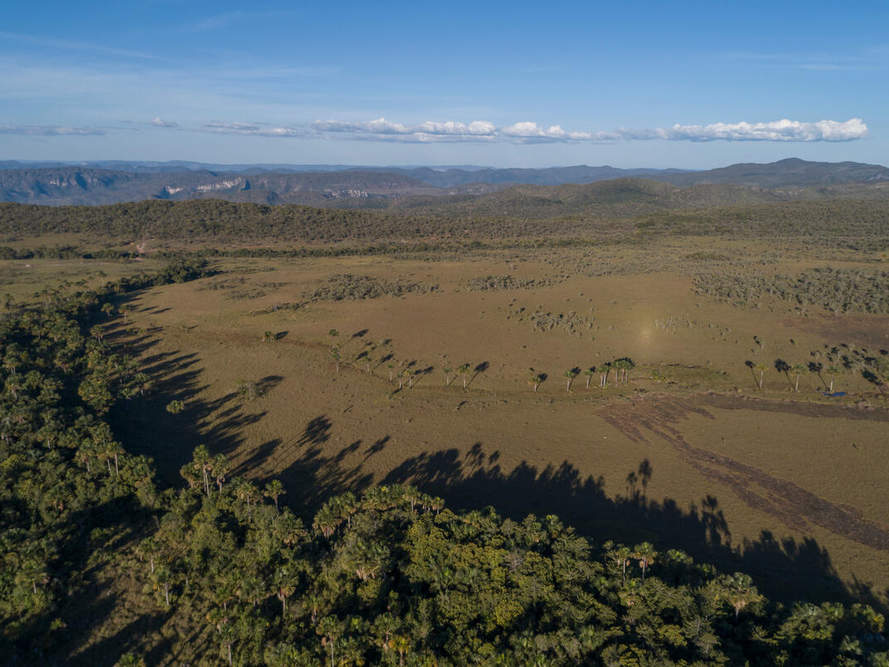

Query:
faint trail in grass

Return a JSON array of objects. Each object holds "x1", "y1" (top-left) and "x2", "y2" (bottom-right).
[{"x1": 598, "y1": 394, "x2": 889, "y2": 552}]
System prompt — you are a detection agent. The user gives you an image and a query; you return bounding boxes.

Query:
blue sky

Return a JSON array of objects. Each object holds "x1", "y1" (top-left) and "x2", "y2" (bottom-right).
[{"x1": 1, "y1": 0, "x2": 887, "y2": 168}]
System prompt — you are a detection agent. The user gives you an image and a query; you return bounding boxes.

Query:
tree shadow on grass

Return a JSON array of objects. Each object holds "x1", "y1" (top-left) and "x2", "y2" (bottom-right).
[
  {"x1": 372, "y1": 443, "x2": 888, "y2": 613},
  {"x1": 107, "y1": 318, "x2": 271, "y2": 487},
  {"x1": 102, "y1": 300, "x2": 889, "y2": 617},
  {"x1": 28, "y1": 496, "x2": 164, "y2": 666}
]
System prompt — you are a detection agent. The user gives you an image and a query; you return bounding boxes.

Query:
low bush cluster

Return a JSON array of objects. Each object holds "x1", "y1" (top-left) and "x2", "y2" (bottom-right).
[
  {"x1": 694, "y1": 267, "x2": 889, "y2": 314},
  {"x1": 307, "y1": 274, "x2": 439, "y2": 302}
]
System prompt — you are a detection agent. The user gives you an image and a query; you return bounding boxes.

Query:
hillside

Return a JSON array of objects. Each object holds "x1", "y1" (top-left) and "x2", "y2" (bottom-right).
[
  {"x1": 3, "y1": 159, "x2": 889, "y2": 207},
  {"x1": 0, "y1": 168, "x2": 447, "y2": 206},
  {"x1": 657, "y1": 157, "x2": 889, "y2": 187},
  {"x1": 395, "y1": 178, "x2": 794, "y2": 218}
]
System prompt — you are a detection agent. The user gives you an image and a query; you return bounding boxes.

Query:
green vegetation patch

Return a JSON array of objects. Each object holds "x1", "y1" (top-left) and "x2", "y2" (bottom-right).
[
  {"x1": 694, "y1": 267, "x2": 889, "y2": 314},
  {"x1": 306, "y1": 273, "x2": 439, "y2": 301},
  {"x1": 465, "y1": 274, "x2": 563, "y2": 291},
  {"x1": 506, "y1": 302, "x2": 597, "y2": 336}
]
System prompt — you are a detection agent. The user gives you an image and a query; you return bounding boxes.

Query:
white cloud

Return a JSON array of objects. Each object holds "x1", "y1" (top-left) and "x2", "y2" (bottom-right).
[
  {"x1": 0, "y1": 124, "x2": 105, "y2": 136},
  {"x1": 1, "y1": 115, "x2": 867, "y2": 144},
  {"x1": 310, "y1": 118, "x2": 499, "y2": 143},
  {"x1": 203, "y1": 121, "x2": 306, "y2": 138},
  {"x1": 661, "y1": 118, "x2": 868, "y2": 142},
  {"x1": 151, "y1": 117, "x2": 178, "y2": 128},
  {"x1": 307, "y1": 117, "x2": 867, "y2": 143}
]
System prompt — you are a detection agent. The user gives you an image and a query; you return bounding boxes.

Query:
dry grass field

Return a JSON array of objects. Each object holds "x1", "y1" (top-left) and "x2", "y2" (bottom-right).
[{"x1": 12, "y1": 235, "x2": 872, "y2": 611}]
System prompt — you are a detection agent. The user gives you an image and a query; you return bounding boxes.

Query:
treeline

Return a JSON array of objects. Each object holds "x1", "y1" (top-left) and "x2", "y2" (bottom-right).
[
  {"x1": 635, "y1": 198, "x2": 889, "y2": 245},
  {"x1": 0, "y1": 257, "x2": 213, "y2": 655},
  {"x1": 0, "y1": 238, "x2": 604, "y2": 264},
  {"x1": 0, "y1": 245, "x2": 135, "y2": 261},
  {"x1": 0, "y1": 200, "x2": 564, "y2": 243},
  {"x1": 6, "y1": 196, "x2": 889, "y2": 247},
  {"x1": 2, "y1": 264, "x2": 889, "y2": 664}
]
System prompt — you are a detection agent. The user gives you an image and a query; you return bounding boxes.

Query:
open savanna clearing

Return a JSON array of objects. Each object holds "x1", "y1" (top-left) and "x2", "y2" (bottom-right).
[{"x1": 88, "y1": 243, "x2": 889, "y2": 607}]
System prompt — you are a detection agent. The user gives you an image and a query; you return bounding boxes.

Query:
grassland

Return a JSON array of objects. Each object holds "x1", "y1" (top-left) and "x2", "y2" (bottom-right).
[{"x1": 4, "y1": 197, "x2": 889, "y2": 648}]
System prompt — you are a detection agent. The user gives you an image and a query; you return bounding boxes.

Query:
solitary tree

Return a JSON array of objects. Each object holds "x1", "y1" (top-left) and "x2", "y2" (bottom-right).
[
  {"x1": 744, "y1": 360, "x2": 758, "y2": 390},
  {"x1": 528, "y1": 368, "x2": 547, "y2": 392},
  {"x1": 791, "y1": 363, "x2": 806, "y2": 392},
  {"x1": 754, "y1": 362, "x2": 767, "y2": 390},
  {"x1": 808, "y1": 361, "x2": 826, "y2": 389},
  {"x1": 441, "y1": 355, "x2": 454, "y2": 386},
  {"x1": 825, "y1": 366, "x2": 840, "y2": 394},
  {"x1": 329, "y1": 346, "x2": 341, "y2": 373},
  {"x1": 564, "y1": 367, "x2": 580, "y2": 392},
  {"x1": 774, "y1": 359, "x2": 793, "y2": 390},
  {"x1": 457, "y1": 363, "x2": 472, "y2": 390}
]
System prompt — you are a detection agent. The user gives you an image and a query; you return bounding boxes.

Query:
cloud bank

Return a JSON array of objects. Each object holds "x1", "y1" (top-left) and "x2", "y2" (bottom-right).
[
  {"x1": 0, "y1": 124, "x2": 106, "y2": 136},
  {"x1": 203, "y1": 121, "x2": 306, "y2": 138},
  {"x1": 151, "y1": 117, "x2": 178, "y2": 128},
  {"x1": 4, "y1": 117, "x2": 867, "y2": 144},
  {"x1": 305, "y1": 117, "x2": 867, "y2": 144}
]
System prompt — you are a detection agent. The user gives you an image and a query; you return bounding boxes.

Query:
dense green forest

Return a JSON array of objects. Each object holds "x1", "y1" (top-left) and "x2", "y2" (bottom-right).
[
  {"x1": 3, "y1": 195, "x2": 889, "y2": 246},
  {"x1": 2, "y1": 260, "x2": 888, "y2": 664}
]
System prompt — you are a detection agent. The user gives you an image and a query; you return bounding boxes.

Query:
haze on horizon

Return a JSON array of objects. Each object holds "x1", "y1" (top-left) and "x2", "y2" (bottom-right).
[{"x1": 1, "y1": 0, "x2": 887, "y2": 169}]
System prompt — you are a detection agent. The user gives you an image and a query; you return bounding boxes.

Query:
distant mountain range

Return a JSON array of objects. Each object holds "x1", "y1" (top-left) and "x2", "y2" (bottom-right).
[{"x1": 1, "y1": 158, "x2": 888, "y2": 207}]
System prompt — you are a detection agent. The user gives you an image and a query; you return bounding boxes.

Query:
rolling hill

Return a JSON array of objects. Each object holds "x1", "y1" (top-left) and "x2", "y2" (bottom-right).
[{"x1": 1, "y1": 159, "x2": 888, "y2": 208}]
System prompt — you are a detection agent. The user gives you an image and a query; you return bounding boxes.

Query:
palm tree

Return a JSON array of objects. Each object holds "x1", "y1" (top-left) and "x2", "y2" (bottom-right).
[
  {"x1": 774, "y1": 359, "x2": 793, "y2": 390},
  {"x1": 826, "y1": 365, "x2": 840, "y2": 392},
  {"x1": 614, "y1": 357, "x2": 636, "y2": 384},
  {"x1": 717, "y1": 572, "x2": 762, "y2": 620},
  {"x1": 564, "y1": 367, "x2": 580, "y2": 392},
  {"x1": 264, "y1": 479, "x2": 285, "y2": 512},
  {"x1": 528, "y1": 368, "x2": 546, "y2": 392},
  {"x1": 274, "y1": 569, "x2": 295, "y2": 617},
  {"x1": 599, "y1": 362, "x2": 612, "y2": 388},
  {"x1": 211, "y1": 454, "x2": 230, "y2": 493},
  {"x1": 744, "y1": 360, "x2": 758, "y2": 389},
  {"x1": 398, "y1": 367, "x2": 412, "y2": 390},
  {"x1": 753, "y1": 362, "x2": 767, "y2": 390},
  {"x1": 191, "y1": 445, "x2": 212, "y2": 497},
  {"x1": 457, "y1": 363, "x2": 472, "y2": 390},
  {"x1": 583, "y1": 366, "x2": 596, "y2": 390},
  {"x1": 791, "y1": 363, "x2": 806, "y2": 392},
  {"x1": 604, "y1": 542, "x2": 632, "y2": 586},
  {"x1": 633, "y1": 542, "x2": 656, "y2": 581},
  {"x1": 808, "y1": 361, "x2": 826, "y2": 389}
]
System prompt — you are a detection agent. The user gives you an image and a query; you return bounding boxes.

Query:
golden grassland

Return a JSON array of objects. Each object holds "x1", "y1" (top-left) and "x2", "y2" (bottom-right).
[{"x1": 5, "y1": 235, "x2": 889, "y2": 609}]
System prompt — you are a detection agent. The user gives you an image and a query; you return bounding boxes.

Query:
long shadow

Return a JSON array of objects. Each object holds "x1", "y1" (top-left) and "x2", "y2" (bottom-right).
[
  {"x1": 225, "y1": 407, "x2": 889, "y2": 613},
  {"x1": 107, "y1": 300, "x2": 273, "y2": 486},
  {"x1": 101, "y1": 298, "x2": 889, "y2": 615},
  {"x1": 244, "y1": 416, "x2": 375, "y2": 515},
  {"x1": 373, "y1": 444, "x2": 887, "y2": 612},
  {"x1": 27, "y1": 495, "x2": 161, "y2": 665}
]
